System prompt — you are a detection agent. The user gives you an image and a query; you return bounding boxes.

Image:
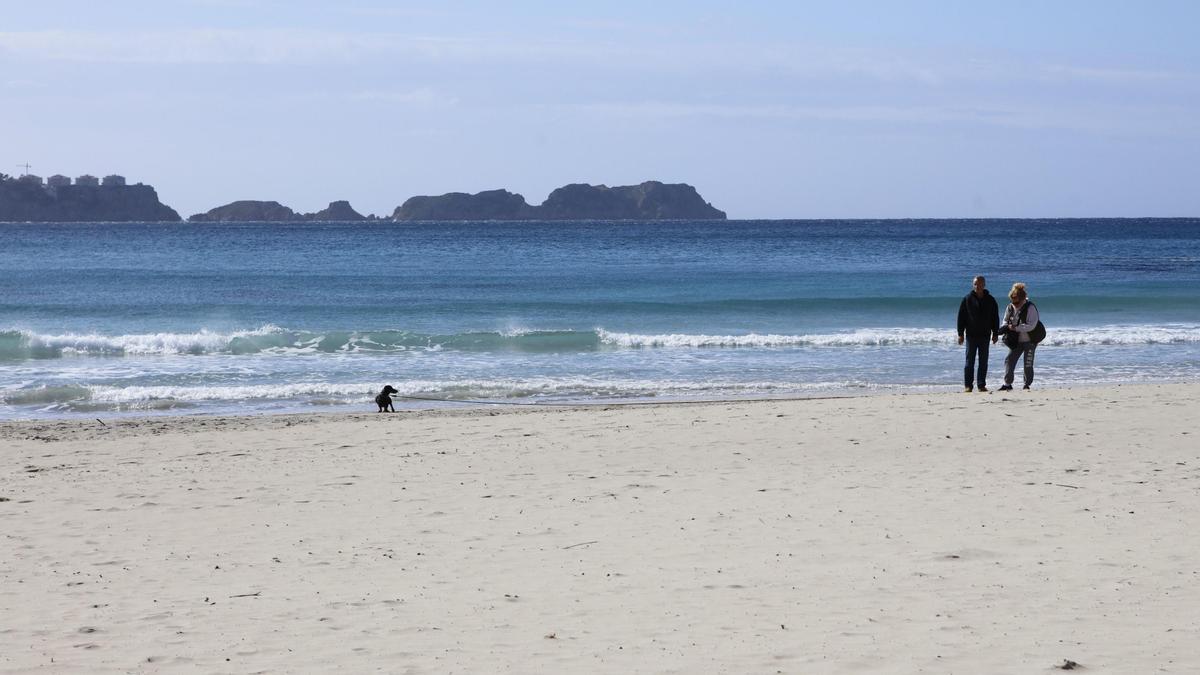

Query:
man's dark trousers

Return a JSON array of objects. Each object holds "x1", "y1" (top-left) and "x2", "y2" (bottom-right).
[{"x1": 963, "y1": 334, "x2": 990, "y2": 389}]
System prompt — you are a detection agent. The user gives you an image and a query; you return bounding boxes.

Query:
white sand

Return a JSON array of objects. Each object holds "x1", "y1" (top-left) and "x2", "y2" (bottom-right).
[{"x1": 2, "y1": 384, "x2": 1199, "y2": 673}]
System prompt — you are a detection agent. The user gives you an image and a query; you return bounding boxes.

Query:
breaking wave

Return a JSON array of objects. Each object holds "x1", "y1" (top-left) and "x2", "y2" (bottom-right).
[
  {"x1": 0, "y1": 377, "x2": 885, "y2": 413},
  {"x1": 3, "y1": 323, "x2": 1200, "y2": 360}
]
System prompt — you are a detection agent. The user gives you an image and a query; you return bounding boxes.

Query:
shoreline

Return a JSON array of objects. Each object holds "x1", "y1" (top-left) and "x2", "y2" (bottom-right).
[
  {"x1": 5, "y1": 378, "x2": 1193, "y2": 424},
  {"x1": 3, "y1": 382, "x2": 1199, "y2": 671}
]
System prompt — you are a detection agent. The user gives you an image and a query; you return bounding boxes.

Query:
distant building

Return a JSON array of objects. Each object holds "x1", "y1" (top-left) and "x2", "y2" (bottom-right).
[
  {"x1": 102, "y1": 174, "x2": 126, "y2": 187},
  {"x1": 18, "y1": 174, "x2": 43, "y2": 185},
  {"x1": 47, "y1": 174, "x2": 72, "y2": 187},
  {"x1": 76, "y1": 174, "x2": 100, "y2": 186}
]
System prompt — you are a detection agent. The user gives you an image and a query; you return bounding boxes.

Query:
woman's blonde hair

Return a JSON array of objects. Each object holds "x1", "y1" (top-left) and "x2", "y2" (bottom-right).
[{"x1": 1008, "y1": 282, "x2": 1028, "y2": 302}]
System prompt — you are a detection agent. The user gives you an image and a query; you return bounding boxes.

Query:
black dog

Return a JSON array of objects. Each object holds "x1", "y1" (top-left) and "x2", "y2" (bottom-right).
[{"x1": 375, "y1": 385, "x2": 398, "y2": 412}]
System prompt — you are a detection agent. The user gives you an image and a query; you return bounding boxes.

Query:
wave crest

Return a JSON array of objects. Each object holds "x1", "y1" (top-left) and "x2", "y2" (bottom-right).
[
  {"x1": 3, "y1": 323, "x2": 1200, "y2": 360},
  {"x1": 595, "y1": 328, "x2": 949, "y2": 347},
  {"x1": 2, "y1": 377, "x2": 883, "y2": 413}
]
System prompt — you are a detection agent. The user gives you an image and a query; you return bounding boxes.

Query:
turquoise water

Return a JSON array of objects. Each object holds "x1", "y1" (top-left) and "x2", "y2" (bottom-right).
[{"x1": 2, "y1": 219, "x2": 1199, "y2": 417}]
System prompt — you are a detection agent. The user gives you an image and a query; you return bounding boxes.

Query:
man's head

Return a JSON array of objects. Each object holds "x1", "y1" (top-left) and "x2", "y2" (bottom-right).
[{"x1": 972, "y1": 275, "x2": 986, "y2": 297}]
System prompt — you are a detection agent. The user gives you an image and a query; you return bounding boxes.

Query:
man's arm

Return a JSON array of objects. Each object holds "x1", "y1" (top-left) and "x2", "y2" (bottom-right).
[{"x1": 990, "y1": 297, "x2": 1000, "y2": 342}]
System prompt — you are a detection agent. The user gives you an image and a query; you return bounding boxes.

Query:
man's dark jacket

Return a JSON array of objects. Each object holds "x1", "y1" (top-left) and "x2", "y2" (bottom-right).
[{"x1": 957, "y1": 290, "x2": 1000, "y2": 339}]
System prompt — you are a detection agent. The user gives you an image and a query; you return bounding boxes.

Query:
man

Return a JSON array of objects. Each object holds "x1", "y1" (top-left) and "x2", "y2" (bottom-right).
[{"x1": 956, "y1": 275, "x2": 1000, "y2": 392}]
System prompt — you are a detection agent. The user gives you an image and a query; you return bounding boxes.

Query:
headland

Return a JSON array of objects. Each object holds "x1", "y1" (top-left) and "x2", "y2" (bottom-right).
[{"x1": 0, "y1": 173, "x2": 179, "y2": 222}]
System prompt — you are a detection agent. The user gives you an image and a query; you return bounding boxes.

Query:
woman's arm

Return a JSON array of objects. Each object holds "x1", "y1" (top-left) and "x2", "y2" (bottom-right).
[{"x1": 1013, "y1": 303, "x2": 1039, "y2": 333}]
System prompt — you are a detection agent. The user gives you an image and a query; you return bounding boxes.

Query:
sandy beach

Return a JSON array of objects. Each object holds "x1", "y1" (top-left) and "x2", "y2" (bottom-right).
[{"x1": 2, "y1": 384, "x2": 1199, "y2": 673}]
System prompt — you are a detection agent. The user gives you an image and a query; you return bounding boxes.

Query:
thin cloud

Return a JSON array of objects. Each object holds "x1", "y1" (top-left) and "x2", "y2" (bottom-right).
[
  {"x1": 0, "y1": 29, "x2": 394, "y2": 65},
  {"x1": 0, "y1": 28, "x2": 990, "y2": 88},
  {"x1": 0, "y1": 28, "x2": 624, "y2": 66},
  {"x1": 550, "y1": 100, "x2": 1200, "y2": 137},
  {"x1": 1043, "y1": 64, "x2": 1186, "y2": 84},
  {"x1": 4, "y1": 78, "x2": 47, "y2": 89},
  {"x1": 342, "y1": 7, "x2": 465, "y2": 20},
  {"x1": 1, "y1": 28, "x2": 1193, "y2": 97},
  {"x1": 554, "y1": 100, "x2": 1020, "y2": 125},
  {"x1": 347, "y1": 88, "x2": 458, "y2": 105},
  {"x1": 184, "y1": 0, "x2": 271, "y2": 7}
]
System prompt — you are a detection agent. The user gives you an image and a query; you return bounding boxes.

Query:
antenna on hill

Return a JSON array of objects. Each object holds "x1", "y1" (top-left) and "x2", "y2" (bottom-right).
[{"x1": 16, "y1": 163, "x2": 32, "y2": 176}]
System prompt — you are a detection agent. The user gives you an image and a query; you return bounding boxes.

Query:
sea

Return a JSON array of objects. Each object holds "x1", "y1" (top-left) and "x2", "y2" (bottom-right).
[{"x1": 2, "y1": 219, "x2": 1199, "y2": 419}]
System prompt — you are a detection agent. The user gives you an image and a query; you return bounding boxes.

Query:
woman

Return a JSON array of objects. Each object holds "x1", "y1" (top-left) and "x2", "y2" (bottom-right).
[{"x1": 1000, "y1": 282, "x2": 1040, "y2": 391}]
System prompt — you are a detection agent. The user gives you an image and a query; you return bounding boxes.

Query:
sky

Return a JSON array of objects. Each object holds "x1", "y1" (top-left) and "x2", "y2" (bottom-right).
[{"x1": 2, "y1": 1, "x2": 1199, "y2": 219}]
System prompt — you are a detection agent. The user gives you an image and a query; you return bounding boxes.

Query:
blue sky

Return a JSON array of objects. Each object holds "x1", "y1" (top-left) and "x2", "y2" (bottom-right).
[{"x1": 3, "y1": 1, "x2": 1198, "y2": 218}]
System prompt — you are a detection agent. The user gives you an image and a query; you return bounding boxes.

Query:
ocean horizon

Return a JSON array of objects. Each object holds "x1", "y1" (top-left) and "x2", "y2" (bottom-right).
[{"x1": 3, "y1": 218, "x2": 1199, "y2": 419}]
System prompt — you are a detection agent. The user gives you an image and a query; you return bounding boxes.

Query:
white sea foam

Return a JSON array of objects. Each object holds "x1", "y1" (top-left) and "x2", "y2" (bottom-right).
[
  {"x1": 7, "y1": 325, "x2": 287, "y2": 356},
  {"x1": 1041, "y1": 324, "x2": 1200, "y2": 346},
  {"x1": 597, "y1": 325, "x2": 1200, "y2": 348},
  {"x1": 4, "y1": 323, "x2": 1200, "y2": 361},
  {"x1": 598, "y1": 328, "x2": 950, "y2": 348},
  {"x1": 3, "y1": 377, "x2": 875, "y2": 410},
  {"x1": 84, "y1": 381, "x2": 381, "y2": 404}
]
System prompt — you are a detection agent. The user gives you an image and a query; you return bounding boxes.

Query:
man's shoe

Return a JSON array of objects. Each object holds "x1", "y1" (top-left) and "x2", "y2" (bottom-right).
[
  {"x1": 1022, "y1": 384, "x2": 1031, "y2": 390},
  {"x1": 964, "y1": 386, "x2": 973, "y2": 393},
  {"x1": 977, "y1": 386, "x2": 989, "y2": 392},
  {"x1": 998, "y1": 385, "x2": 1013, "y2": 391}
]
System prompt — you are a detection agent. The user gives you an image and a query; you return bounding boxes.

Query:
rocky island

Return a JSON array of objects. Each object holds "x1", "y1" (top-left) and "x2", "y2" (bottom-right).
[
  {"x1": 0, "y1": 173, "x2": 180, "y2": 222},
  {"x1": 3, "y1": 175, "x2": 725, "y2": 223},
  {"x1": 188, "y1": 200, "x2": 369, "y2": 222},
  {"x1": 393, "y1": 189, "x2": 536, "y2": 220},
  {"x1": 307, "y1": 200, "x2": 368, "y2": 221},
  {"x1": 188, "y1": 181, "x2": 724, "y2": 222},
  {"x1": 393, "y1": 181, "x2": 725, "y2": 221}
]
